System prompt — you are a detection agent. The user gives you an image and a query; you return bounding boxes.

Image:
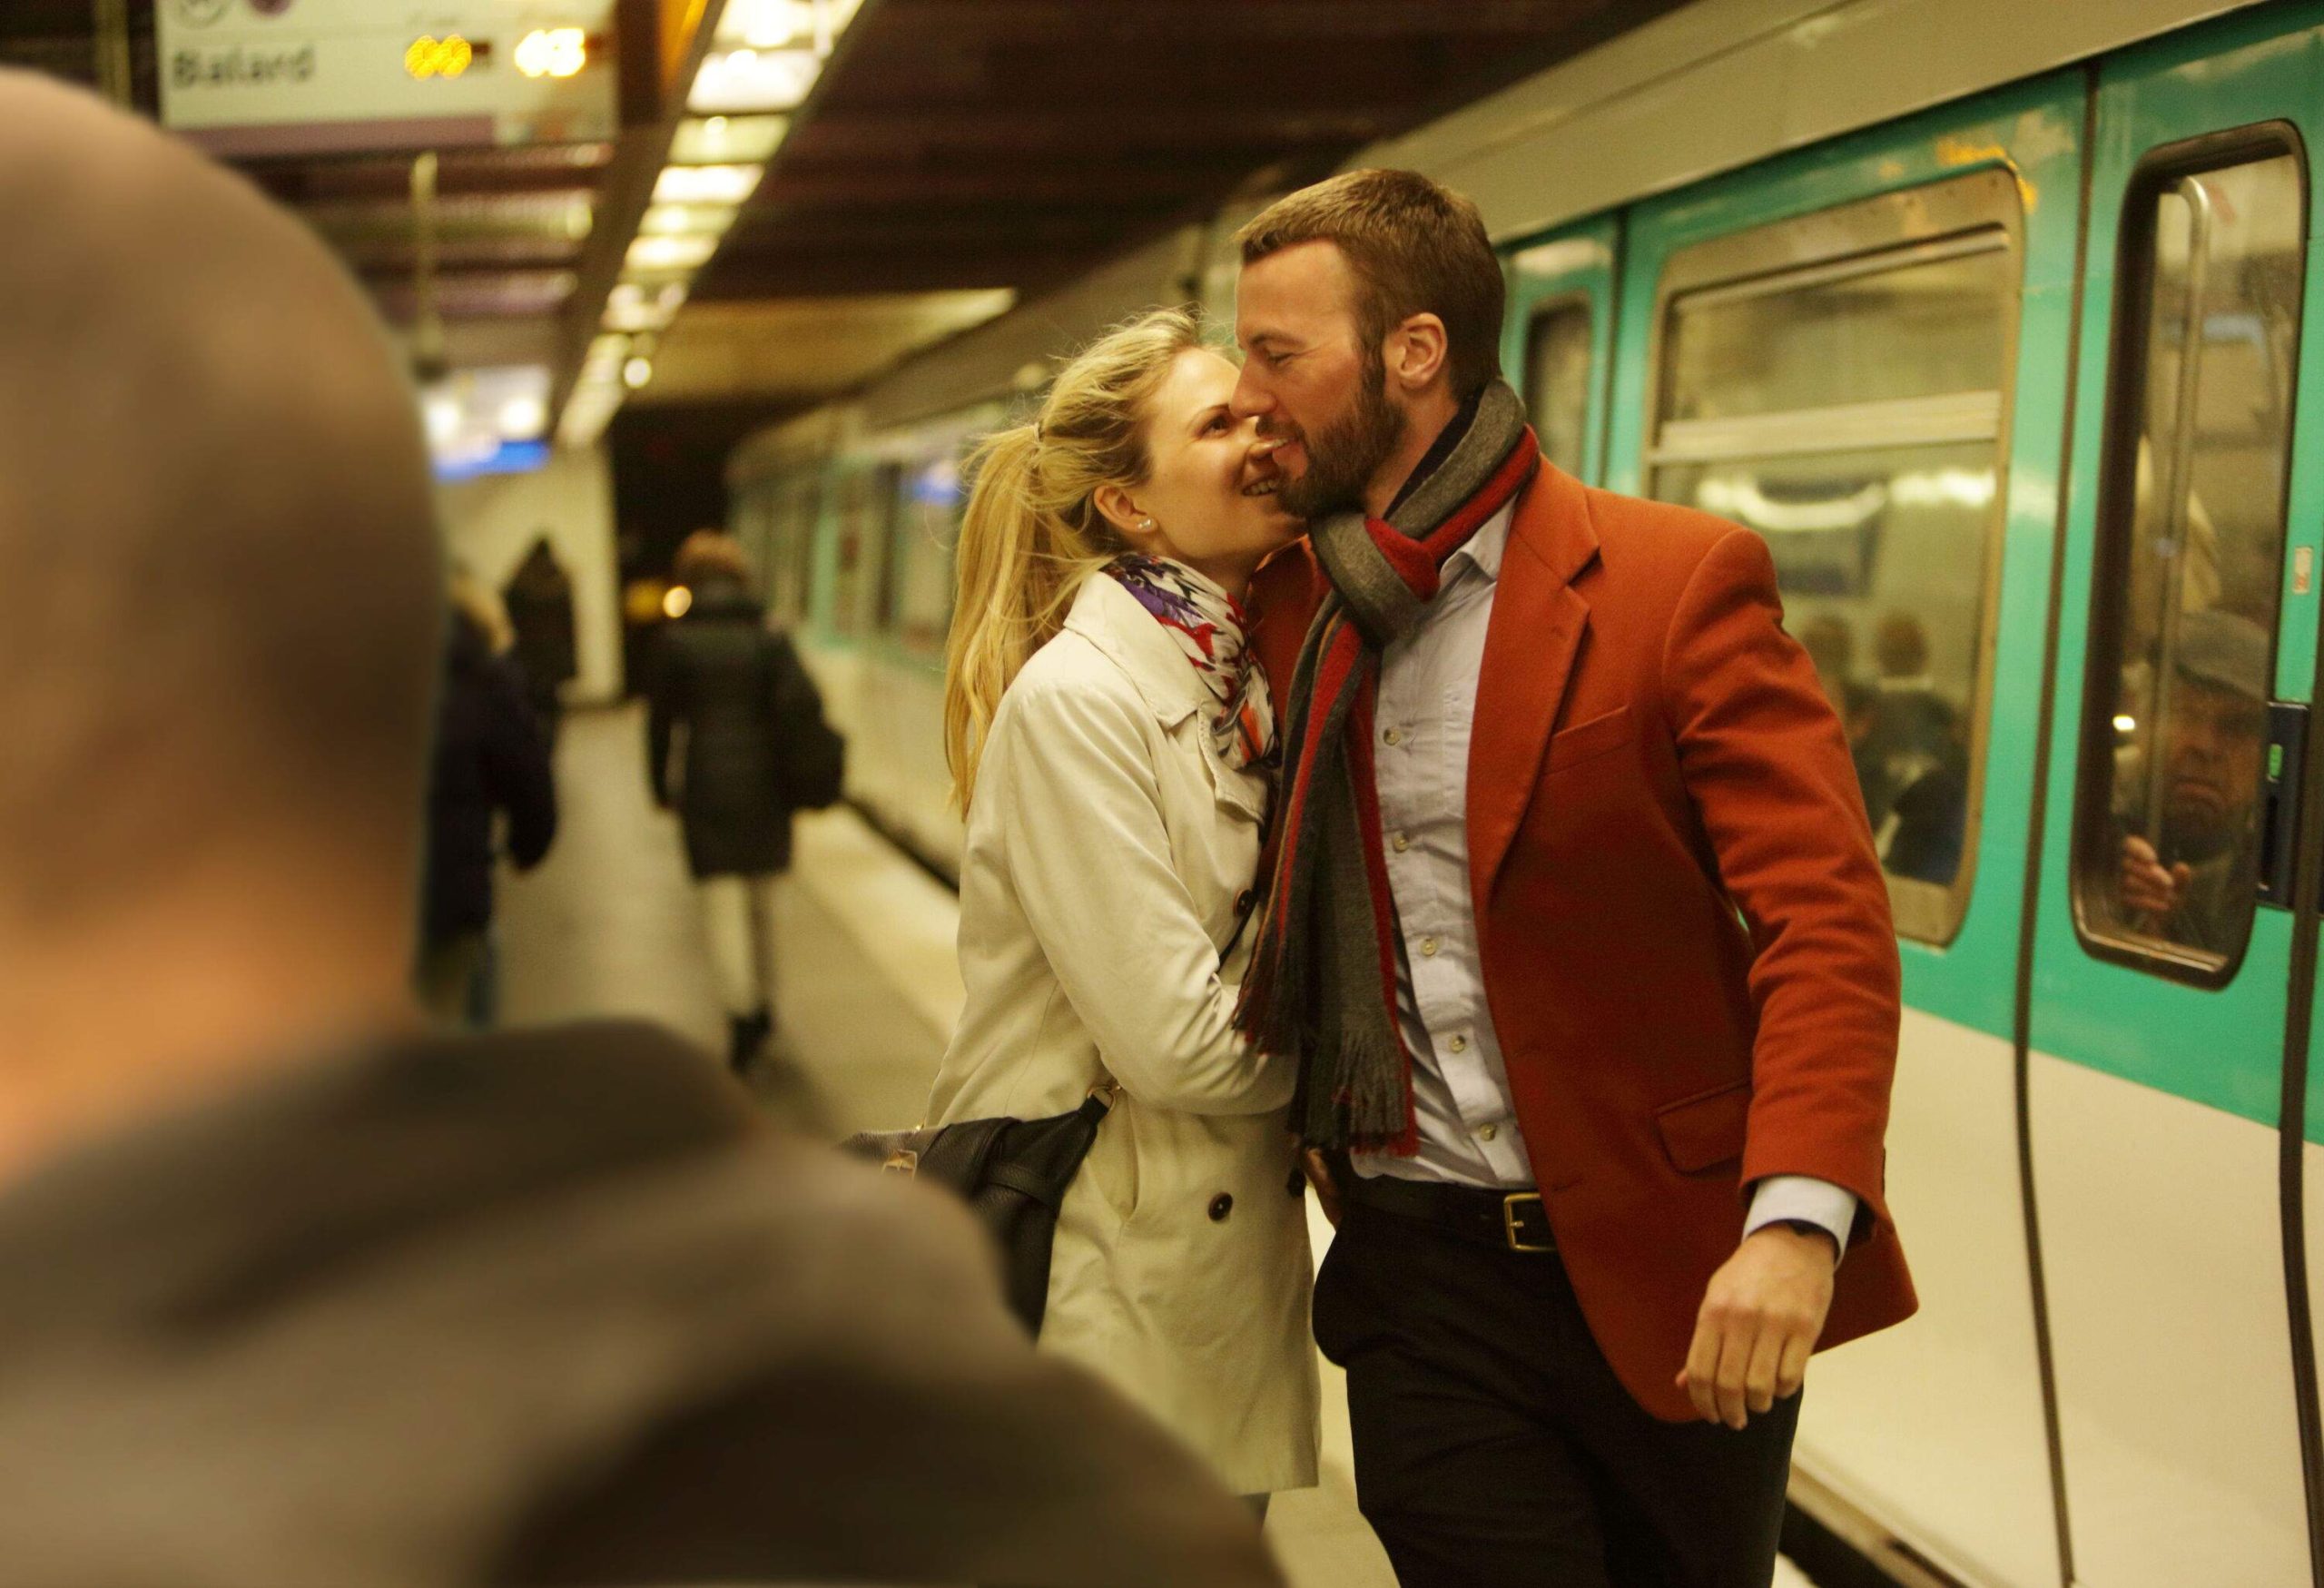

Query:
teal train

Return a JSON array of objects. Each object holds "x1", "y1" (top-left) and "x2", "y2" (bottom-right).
[{"x1": 728, "y1": 5, "x2": 2324, "y2": 1582}]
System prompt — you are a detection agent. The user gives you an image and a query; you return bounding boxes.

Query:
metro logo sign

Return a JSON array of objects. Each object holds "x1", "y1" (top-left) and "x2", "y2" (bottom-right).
[{"x1": 159, "y1": 1, "x2": 615, "y2": 158}]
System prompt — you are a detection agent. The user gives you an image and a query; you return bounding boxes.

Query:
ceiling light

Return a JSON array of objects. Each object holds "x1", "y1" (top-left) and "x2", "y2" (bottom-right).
[
  {"x1": 718, "y1": 0, "x2": 818, "y2": 48},
  {"x1": 423, "y1": 390, "x2": 463, "y2": 447},
  {"x1": 640, "y1": 202, "x2": 739, "y2": 237},
  {"x1": 690, "y1": 46, "x2": 820, "y2": 113},
  {"x1": 514, "y1": 26, "x2": 587, "y2": 79},
  {"x1": 557, "y1": 383, "x2": 624, "y2": 449},
  {"x1": 605, "y1": 280, "x2": 690, "y2": 331},
  {"x1": 668, "y1": 114, "x2": 789, "y2": 164},
  {"x1": 623, "y1": 357, "x2": 655, "y2": 390},
  {"x1": 654, "y1": 163, "x2": 763, "y2": 205},
  {"x1": 625, "y1": 234, "x2": 718, "y2": 272}
]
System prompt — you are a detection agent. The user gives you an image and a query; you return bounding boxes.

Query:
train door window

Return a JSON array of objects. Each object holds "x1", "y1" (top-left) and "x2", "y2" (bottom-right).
[
  {"x1": 870, "y1": 462, "x2": 908, "y2": 635},
  {"x1": 2072, "y1": 133, "x2": 2305, "y2": 981},
  {"x1": 1645, "y1": 170, "x2": 2024, "y2": 944},
  {"x1": 831, "y1": 469, "x2": 891, "y2": 638},
  {"x1": 1522, "y1": 296, "x2": 1591, "y2": 477},
  {"x1": 786, "y1": 475, "x2": 822, "y2": 628},
  {"x1": 892, "y1": 451, "x2": 963, "y2": 657}
]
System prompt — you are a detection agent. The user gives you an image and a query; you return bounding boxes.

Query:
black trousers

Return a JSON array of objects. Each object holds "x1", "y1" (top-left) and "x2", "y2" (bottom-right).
[{"x1": 1312, "y1": 1199, "x2": 1798, "y2": 1588}]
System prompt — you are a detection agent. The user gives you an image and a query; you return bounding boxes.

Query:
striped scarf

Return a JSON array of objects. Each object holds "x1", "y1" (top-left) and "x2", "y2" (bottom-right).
[
  {"x1": 1103, "y1": 553, "x2": 1277, "y2": 770},
  {"x1": 1233, "y1": 381, "x2": 1538, "y2": 1152}
]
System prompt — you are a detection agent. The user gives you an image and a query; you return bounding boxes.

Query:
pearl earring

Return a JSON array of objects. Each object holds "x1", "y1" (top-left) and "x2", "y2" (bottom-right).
[{"x1": 1138, "y1": 518, "x2": 1156, "y2": 532}]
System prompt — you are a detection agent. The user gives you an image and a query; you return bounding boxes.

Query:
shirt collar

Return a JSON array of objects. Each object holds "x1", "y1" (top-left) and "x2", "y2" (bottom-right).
[{"x1": 1443, "y1": 499, "x2": 1518, "y2": 587}]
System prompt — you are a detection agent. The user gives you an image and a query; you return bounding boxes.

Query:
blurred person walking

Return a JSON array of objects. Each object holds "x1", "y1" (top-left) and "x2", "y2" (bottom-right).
[
  {"x1": 503, "y1": 535, "x2": 576, "y2": 745},
  {"x1": 0, "y1": 71, "x2": 1282, "y2": 1588},
  {"x1": 645, "y1": 529, "x2": 833, "y2": 1072},
  {"x1": 926, "y1": 309, "x2": 1321, "y2": 1508},
  {"x1": 415, "y1": 571, "x2": 556, "y2": 1026}
]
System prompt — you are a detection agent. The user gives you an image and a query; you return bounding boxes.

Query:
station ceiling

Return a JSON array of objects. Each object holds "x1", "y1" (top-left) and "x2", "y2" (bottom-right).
[{"x1": 4, "y1": 0, "x2": 1686, "y2": 419}]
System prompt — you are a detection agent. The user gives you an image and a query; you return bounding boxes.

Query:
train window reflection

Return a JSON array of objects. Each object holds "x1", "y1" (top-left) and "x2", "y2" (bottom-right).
[
  {"x1": 1649, "y1": 175, "x2": 2022, "y2": 944},
  {"x1": 2075, "y1": 141, "x2": 2303, "y2": 978},
  {"x1": 1522, "y1": 297, "x2": 1591, "y2": 478}
]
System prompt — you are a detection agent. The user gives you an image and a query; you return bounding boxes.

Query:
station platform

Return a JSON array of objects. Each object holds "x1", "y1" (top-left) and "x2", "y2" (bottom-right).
[{"x1": 497, "y1": 704, "x2": 1821, "y2": 1588}]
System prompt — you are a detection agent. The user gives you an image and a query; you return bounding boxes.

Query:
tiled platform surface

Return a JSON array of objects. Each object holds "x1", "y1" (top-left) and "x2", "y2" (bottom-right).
[{"x1": 497, "y1": 704, "x2": 1817, "y2": 1588}]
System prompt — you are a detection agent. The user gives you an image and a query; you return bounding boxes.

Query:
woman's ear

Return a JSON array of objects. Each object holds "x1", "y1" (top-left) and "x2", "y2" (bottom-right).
[{"x1": 1093, "y1": 483, "x2": 1159, "y2": 551}]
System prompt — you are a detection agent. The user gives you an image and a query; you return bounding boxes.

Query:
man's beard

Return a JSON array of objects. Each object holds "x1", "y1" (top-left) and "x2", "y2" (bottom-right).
[{"x1": 1277, "y1": 346, "x2": 1405, "y2": 520}]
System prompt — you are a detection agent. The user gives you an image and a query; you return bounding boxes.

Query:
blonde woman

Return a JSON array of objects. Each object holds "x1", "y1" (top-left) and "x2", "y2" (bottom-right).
[{"x1": 927, "y1": 309, "x2": 1319, "y2": 1505}]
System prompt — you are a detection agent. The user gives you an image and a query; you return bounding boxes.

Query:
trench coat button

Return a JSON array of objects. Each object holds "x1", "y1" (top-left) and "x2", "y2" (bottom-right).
[
  {"x1": 1208, "y1": 1193, "x2": 1234, "y2": 1222},
  {"x1": 1236, "y1": 889, "x2": 1255, "y2": 913}
]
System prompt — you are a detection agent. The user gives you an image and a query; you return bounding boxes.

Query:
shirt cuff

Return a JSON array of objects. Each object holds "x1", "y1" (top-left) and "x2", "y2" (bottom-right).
[{"x1": 1744, "y1": 1175, "x2": 1857, "y2": 1266}]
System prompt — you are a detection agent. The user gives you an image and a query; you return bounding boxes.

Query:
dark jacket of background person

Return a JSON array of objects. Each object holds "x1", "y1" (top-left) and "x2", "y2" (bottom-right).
[
  {"x1": 646, "y1": 573, "x2": 822, "y2": 879},
  {"x1": 421, "y1": 612, "x2": 558, "y2": 944},
  {"x1": 503, "y1": 539, "x2": 577, "y2": 716},
  {"x1": 0, "y1": 1021, "x2": 1285, "y2": 1588}
]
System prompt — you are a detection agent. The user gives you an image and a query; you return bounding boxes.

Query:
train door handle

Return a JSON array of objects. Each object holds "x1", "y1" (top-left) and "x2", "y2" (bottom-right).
[{"x1": 2259, "y1": 700, "x2": 2307, "y2": 910}]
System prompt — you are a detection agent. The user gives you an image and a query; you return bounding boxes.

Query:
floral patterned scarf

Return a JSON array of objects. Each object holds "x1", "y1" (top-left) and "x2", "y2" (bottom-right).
[{"x1": 1102, "y1": 553, "x2": 1277, "y2": 771}]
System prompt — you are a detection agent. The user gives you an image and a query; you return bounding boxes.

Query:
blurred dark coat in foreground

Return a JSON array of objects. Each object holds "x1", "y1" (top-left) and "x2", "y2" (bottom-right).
[
  {"x1": 646, "y1": 575, "x2": 825, "y2": 879},
  {"x1": 0, "y1": 1022, "x2": 1282, "y2": 1588},
  {"x1": 421, "y1": 611, "x2": 557, "y2": 945}
]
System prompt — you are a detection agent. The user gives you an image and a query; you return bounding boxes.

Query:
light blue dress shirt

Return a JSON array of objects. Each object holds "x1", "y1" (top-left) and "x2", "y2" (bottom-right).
[{"x1": 1350, "y1": 502, "x2": 1857, "y2": 1257}]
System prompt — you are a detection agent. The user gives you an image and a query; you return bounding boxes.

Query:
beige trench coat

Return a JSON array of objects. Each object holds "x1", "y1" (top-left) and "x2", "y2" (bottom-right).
[{"x1": 928, "y1": 572, "x2": 1320, "y2": 1497}]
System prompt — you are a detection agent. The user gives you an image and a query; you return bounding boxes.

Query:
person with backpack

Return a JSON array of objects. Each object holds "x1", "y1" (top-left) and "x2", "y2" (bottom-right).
[{"x1": 646, "y1": 529, "x2": 842, "y2": 1071}]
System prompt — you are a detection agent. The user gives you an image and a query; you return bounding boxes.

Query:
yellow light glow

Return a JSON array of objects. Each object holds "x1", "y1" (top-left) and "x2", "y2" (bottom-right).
[
  {"x1": 664, "y1": 586, "x2": 694, "y2": 619},
  {"x1": 406, "y1": 35, "x2": 474, "y2": 80},
  {"x1": 2114, "y1": 714, "x2": 2139, "y2": 734},
  {"x1": 623, "y1": 356, "x2": 655, "y2": 390},
  {"x1": 516, "y1": 26, "x2": 589, "y2": 79}
]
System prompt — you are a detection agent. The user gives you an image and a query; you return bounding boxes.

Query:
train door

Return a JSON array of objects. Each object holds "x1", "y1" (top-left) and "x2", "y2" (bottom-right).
[
  {"x1": 1607, "y1": 74, "x2": 2088, "y2": 1587},
  {"x1": 1501, "y1": 215, "x2": 1617, "y2": 486},
  {"x1": 2026, "y1": 10, "x2": 2324, "y2": 1585}
]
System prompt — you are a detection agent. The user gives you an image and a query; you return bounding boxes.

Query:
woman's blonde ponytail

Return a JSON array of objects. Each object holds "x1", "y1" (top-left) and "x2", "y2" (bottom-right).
[{"x1": 942, "y1": 307, "x2": 1205, "y2": 808}]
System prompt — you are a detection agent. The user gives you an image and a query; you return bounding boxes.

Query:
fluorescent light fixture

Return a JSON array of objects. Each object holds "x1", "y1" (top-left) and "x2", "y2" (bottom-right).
[
  {"x1": 717, "y1": 0, "x2": 817, "y2": 47},
  {"x1": 690, "y1": 46, "x2": 820, "y2": 113},
  {"x1": 654, "y1": 163, "x2": 763, "y2": 205},
  {"x1": 626, "y1": 233, "x2": 718, "y2": 272},
  {"x1": 423, "y1": 390, "x2": 462, "y2": 448},
  {"x1": 557, "y1": 382, "x2": 624, "y2": 449},
  {"x1": 669, "y1": 114, "x2": 789, "y2": 165},
  {"x1": 623, "y1": 356, "x2": 655, "y2": 390},
  {"x1": 639, "y1": 202, "x2": 739, "y2": 237},
  {"x1": 604, "y1": 279, "x2": 691, "y2": 332}
]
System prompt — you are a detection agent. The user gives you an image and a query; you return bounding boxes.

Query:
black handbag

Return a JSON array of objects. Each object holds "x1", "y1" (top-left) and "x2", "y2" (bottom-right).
[
  {"x1": 765, "y1": 631, "x2": 846, "y2": 810},
  {"x1": 841, "y1": 889, "x2": 1261, "y2": 1336},
  {"x1": 841, "y1": 1084, "x2": 1115, "y2": 1334}
]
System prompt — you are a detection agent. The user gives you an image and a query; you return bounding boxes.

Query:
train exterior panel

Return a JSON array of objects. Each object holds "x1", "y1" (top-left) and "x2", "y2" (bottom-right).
[{"x1": 725, "y1": 4, "x2": 2324, "y2": 1581}]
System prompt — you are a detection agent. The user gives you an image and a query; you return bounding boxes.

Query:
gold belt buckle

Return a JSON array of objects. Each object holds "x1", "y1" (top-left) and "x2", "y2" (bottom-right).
[{"x1": 1502, "y1": 1191, "x2": 1553, "y2": 1252}]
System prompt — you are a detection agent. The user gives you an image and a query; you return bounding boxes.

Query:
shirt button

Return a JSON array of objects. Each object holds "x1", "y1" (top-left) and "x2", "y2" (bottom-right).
[
  {"x1": 1449, "y1": 1033, "x2": 1469, "y2": 1053},
  {"x1": 1479, "y1": 1123, "x2": 1499, "y2": 1142},
  {"x1": 1208, "y1": 1193, "x2": 1234, "y2": 1223},
  {"x1": 1391, "y1": 833, "x2": 1410, "y2": 853},
  {"x1": 1383, "y1": 727, "x2": 1403, "y2": 746},
  {"x1": 1420, "y1": 937, "x2": 1439, "y2": 958}
]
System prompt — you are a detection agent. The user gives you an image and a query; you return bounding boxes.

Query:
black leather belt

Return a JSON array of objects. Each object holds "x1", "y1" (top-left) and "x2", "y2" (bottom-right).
[{"x1": 1338, "y1": 1165, "x2": 1556, "y2": 1253}]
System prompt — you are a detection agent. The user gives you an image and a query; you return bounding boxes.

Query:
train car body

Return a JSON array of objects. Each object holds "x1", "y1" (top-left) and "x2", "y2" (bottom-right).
[{"x1": 727, "y1": 2, "x2": 2324, "y2": 1581}]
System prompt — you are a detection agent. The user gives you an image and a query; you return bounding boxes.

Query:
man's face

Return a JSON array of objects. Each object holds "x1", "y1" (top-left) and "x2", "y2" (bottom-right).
[
  {"x1": 1232, "y1": 241, "x2": 1405, "y2": 518},
  {"x1": 2162, "y1": 679, "x2": 2267, "y2": 857}
]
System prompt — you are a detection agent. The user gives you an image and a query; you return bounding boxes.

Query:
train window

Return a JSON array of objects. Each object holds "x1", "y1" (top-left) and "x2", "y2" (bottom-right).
[
  {"x1": 891, "y1": 451, "x2": 963, "y2": 657},
  {"x1": 786, "y1": 475, "x2": 822, "y2": 628},
  {"x1": 2073, "y1": 132, "x2": 2306, "y2": 982},
  {"x1": 1646, "y1": 170, "x2": 2024, "y2": 945},
  {"x1": 872, "y1": 463, "x2": 909, "y2": 635},
  {"x1": 1522, "y1": 296, "x2": 1591, "y2": 478},
  {"x1": 830, "y1": 467, "x2": 895, "y2": 639}
]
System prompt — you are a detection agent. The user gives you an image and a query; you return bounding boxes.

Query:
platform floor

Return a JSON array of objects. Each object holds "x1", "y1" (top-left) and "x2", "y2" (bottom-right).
[{"x1": 497, "y1": 704, "x2": 1818, "y2": 1588}]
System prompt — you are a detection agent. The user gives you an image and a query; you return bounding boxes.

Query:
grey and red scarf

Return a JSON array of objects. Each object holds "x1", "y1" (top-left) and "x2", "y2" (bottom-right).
[{"x1": 1233, "y1": 380, "x2": 1539, "y2": 1153}]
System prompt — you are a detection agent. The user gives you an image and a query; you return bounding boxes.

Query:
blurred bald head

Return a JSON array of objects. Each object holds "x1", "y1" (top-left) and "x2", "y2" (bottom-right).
[{"x1": 0, "y1": 72, "x2": 441, "y2": 931}]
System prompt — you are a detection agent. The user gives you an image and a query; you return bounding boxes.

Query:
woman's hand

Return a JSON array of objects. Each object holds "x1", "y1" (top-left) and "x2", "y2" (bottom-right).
[{"x1": 1300, "y1": 1147, "x2": 1341, "y2": 1227}]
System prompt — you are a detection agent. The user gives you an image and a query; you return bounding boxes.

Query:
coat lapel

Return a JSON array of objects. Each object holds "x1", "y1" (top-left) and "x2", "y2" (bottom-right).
[{"x1": 1468, "y1": 462, "x2": 1600, "y2": 914}]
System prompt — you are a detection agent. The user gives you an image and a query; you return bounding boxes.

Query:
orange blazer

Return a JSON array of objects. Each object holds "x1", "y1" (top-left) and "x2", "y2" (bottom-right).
[{"x1": 1249, "y1": 461, "x2": 1916, "y2": 1423}]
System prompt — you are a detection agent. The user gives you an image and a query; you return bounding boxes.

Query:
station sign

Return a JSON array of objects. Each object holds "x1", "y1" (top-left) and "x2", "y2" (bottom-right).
[{"x1": 158, "y1": 0, "x2": 617, "y2": 158}]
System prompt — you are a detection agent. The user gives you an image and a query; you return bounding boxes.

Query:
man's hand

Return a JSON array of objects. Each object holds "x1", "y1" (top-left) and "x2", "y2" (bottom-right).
[
  {"x1": 1677, "y1": 1224, "x2": 1836, "y2": 1429},
  {"x1": 1300, "y1": 1148, "x2": 1341, "y2": 1227},
  {"x1": 2120, "y1": 833, "x2": 2191, "y2": 922}
]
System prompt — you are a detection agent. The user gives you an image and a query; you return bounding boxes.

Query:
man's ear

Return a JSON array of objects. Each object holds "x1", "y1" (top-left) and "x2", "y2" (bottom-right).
[{"x1": 1384, "y1": 313, "x2": 1451, "y2": 395}]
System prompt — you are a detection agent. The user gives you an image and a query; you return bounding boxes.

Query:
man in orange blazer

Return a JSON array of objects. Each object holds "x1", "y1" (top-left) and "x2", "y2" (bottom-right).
[{"x1": 1229, "y1": 169, "x2": 1915, "y2": 1587}]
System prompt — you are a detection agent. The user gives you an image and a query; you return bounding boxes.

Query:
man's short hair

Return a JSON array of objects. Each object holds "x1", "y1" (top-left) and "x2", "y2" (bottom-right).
[
  {"x1": 0, "y1": 72, "x2": 442, "y2": 921},
  {"x1": 1236, "y1": 169, "x2": 1506, "y2": 396}
]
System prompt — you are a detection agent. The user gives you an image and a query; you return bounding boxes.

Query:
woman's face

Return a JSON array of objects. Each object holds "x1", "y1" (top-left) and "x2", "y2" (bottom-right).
[{"x1": 1102, "y1": 348, "x2": 1301, "y2": 595}]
